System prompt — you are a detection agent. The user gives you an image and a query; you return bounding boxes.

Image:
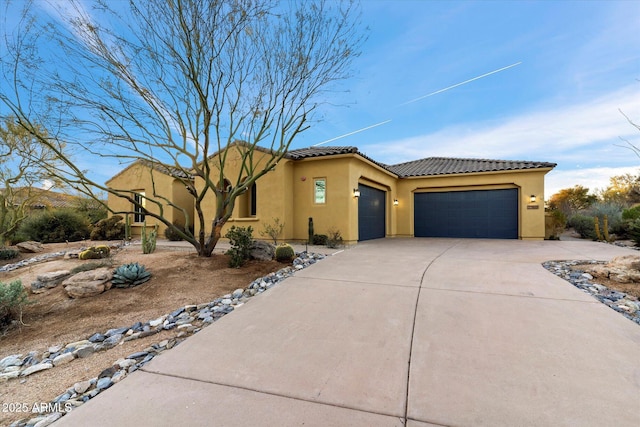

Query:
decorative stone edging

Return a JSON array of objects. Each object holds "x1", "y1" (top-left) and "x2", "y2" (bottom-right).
[
  {"x1": 543, "y1": 260, "x2": 640, "y2": 326},
  {"x1": 3, "y1": 251, "x2": 325, "y2": 427},
  {"x1": 0, "y1": 252, "x2": 68, "y2": 273}
]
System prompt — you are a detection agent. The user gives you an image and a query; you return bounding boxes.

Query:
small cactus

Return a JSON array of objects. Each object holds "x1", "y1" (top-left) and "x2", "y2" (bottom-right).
[
  {"x1": 275, "y1": 243, "x2": 295, "y2": 262},
  {"x1": 79, "y1": 246, "x2": 110, "y2": 260},
  {"x1": 112, "y1": 262, "x2": 151, "y2": 288}
]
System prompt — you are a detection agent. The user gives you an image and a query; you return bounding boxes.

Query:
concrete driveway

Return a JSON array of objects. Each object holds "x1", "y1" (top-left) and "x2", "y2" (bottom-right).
[{"x1": 55, "y1": 239, "x2": 640, "y2": 426}]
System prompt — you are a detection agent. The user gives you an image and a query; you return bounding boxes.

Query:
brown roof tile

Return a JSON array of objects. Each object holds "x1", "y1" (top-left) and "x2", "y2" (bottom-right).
[{"x1": 388, "y1": 157, "x2": 557, "y2": 177}]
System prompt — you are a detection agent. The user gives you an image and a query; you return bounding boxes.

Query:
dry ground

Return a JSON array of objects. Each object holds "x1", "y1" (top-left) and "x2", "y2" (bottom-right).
[{"x1": 0, "y1": 242, "x2": 284, "y2": 425}]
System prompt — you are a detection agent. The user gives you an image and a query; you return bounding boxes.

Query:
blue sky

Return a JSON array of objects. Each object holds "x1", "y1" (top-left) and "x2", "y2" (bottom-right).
[
  {"x1": 294, "y1": 0, "x2": 640, "y2": 198},
  {"x1": 4, "y1": 0, "x2": 640, "y2": 199}
]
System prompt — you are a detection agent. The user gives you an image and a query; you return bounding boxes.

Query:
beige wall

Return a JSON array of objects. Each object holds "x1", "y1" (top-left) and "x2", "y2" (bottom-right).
[
  {"x1": 112, "y1": 151, "x2": 552, "y2": 243},
  {"x1": 106, "y1": 162, "x2": 194, "y2": 237}
]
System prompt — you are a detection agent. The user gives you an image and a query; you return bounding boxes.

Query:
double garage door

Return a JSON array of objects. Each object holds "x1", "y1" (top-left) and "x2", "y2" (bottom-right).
[{"x1": 414, "y1": 188, "x2": 518, "y2": 239}]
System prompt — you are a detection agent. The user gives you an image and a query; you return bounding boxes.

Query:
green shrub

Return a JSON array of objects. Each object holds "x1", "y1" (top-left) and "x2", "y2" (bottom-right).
[
  {"x1": 90, "y1": 215, "x2": 125, "y2": 240},
  {"x1": 629, "y1": 218, "x2": 640, "y2": 247},
  {"x1": 225, "y1": 226, "x2": 254, "y2": 268},
  {"x1": 567, "y1": 215, "x2": 597, "y2": 240},
  {"x1": 112, "y1": 263, "x2": 152, "y2": 288},
  {"x1": 0, "y1": 248, "x2": 19, "y2": 260},
  {"x1": 312, "y1": 234, "x2": 328, "y2": 245},
  {"x1": 164, "y1": 221, "x2": 194, "y2": 241},
  {"x1": 16, "y1": 209, "x2": 90, "y2": 243},
  {"x1": 0, "y1": 280, "x2": 30, "y2": 327},
  {"x1": 275, "y1": 243, "x2": 295, "y2": 262},
  {"x1": 326, "y1": 227, "x2": 343, "y2": 248},
  {"x1": 622, "y1": 205, "x2": 640, "y2": 221}
]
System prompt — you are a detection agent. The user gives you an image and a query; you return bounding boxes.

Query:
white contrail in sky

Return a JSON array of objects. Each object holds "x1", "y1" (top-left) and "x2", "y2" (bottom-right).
[
  {"x1": 313, "y1": 120, "x2": 392, "y2": 146},
  {"x1": 397, "y1": 61, "x2": 523, "y2": 106}
]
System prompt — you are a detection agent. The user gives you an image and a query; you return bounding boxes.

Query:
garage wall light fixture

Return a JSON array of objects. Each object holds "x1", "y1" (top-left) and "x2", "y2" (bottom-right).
[
  {"x1": 393, "y1": 199, "x2": 399, "y2": 206},
  {"x1": 530, "y1": 194, "x2": 536, "y2": 203},
  {"x1": 353, "y1": 188, "x2": 360, "y2": 198}
]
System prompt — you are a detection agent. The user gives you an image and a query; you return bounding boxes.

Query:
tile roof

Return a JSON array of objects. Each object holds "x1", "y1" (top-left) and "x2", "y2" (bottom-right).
[
  {"x1": 140, "y1": 160, "x2": 194, "y2": 180},
  {"x1": 388, "y1": 157, "x2": 556, "y2": 177},
  {"x1": 286, "y1": 147, "x2": 555, "y2": 177},
  {"x1": 285, "y1": 146, "x2": 359, "y2": 159}
]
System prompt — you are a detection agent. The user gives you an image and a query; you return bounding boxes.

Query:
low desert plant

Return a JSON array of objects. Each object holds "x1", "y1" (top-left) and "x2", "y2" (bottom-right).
[
  {"x1": 260, "y1": 218, "x2": 285, "y2": 244},
  {"x1": 622, "y1": 205, "x2": 640, "y2": 222},
  {"x1": 16, "y1": 209, "x2": 90, "y2": 243},
  {"x1": 78, "y1": 245, "x2": 111, "y2": 260},
  {"x1": 629, "y1": 218, "x2": 640, "y2": 246},
  {"x1": 225, "y1": 226, "x2": 254, "y2": 268},
  {"x1": 0, "y1": 280, "x2": 30, "y2": 327},
  {"x1": 326, "y1": 227, "x2": 343, "y2": 248},
  {"x1": 90, "y1": 215, "x2": 125, "y2": 240},
  {"x1": 312, "y1": 234, "x2": 328, "y2": 245},
  {"x1": 0, "y1": 248, "x2": 19, "y2": 260},
  {"x1": 275, "y1": 243, "x2": 295, "y2": 262},
  {"x1": 142, "y1": 223, "x2": 158, "y2": 254},
  {"x1": 567, "y1": 214, "x2": 597, "y2": 240},
  {"x1": 112, "y1": 263, "x2": 152, "y2": 288}
]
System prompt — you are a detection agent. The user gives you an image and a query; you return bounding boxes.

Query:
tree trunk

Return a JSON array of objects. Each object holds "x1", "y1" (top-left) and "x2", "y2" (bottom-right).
[{"x1": 200, "y1": 222, "x2": 224, "y2": 257}]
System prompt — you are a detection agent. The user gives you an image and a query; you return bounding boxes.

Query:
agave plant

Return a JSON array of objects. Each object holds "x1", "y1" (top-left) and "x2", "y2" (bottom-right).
[{"x1": 112, "y1": 263, "x2": 152, "y2": 288}]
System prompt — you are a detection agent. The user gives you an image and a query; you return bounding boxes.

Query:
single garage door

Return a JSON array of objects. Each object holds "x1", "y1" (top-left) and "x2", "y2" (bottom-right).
[
  {"x1": 414, "y1": 188, "x2": 518, "y2": 239},
  {"x1": 358, "y1": 184, "x2": 386, "y2": 241}
]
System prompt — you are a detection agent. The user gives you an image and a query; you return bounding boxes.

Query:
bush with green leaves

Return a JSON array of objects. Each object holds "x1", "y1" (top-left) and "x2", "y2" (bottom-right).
[
  {"x1": 567, "y1": 215, "x2": 597, "y2": 240},
  {"x1": 16, "y1": 209, "x2": 90, "y2": 243},
  {"x1": 112, "y1": 263, "x2": 152, "y2": 288},
  {"x1": 164, "y1": 221, "x2": 194, "y2": 241},
  {"x1": 622, "y1": 205, "x2": 640, "y2": 222},
  {"x1": 629, "y1": 219, "x2": 640, "y2": 246},
  {"x1": 90, "y1": 215, "x2": 125, "y2": 240},
  {"x1": 0, "y1": 280, "x2": 30, "y2": 328},
  {"x1": 312, "y1": 234, "x2": 328, "y2": 245},
  {"x1": 275, "y1": 243, "x2": 295, "y2": 262},
  {"x1": 225, "y1": 226, "x2": 254, "y2": 268},
  {"x1": 0, "y1": 248, "x2": 19, "y2": 260}
]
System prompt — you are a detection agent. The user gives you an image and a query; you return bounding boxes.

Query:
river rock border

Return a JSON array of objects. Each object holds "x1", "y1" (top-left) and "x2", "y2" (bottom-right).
[
  {"x1": 543, "y1": 260, "x2": 640, "y2": 326},
  {"x1": 3, "y1": 251, "x2": 325, "y2": 427}
]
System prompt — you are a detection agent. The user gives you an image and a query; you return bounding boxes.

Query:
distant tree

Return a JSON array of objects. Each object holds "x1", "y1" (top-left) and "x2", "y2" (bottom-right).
[
  {"x1": 0, "y1": 0, "x2": 364, "y2": 257},
  {"x1": 597, "y1": 172, "x2": 640, "y2": 205},
  {"x1": 0, "y1": 117, "x2": 62, "y2": 245},
  {"x1": 548, "y1": 185, "x2": 597, "y2": 216}
]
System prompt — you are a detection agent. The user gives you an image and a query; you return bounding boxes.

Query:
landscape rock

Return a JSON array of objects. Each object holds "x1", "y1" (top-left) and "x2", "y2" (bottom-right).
[
  {"x1": 21, "y1": 362, "x2": 53, "y2": 377},
  {"x1": 62, "y1": 268, "x2": 113, "y2": 298},
  {"x1": 73, "y1": 380, "x2": 91, "y2": 394},
  {"x1": 0, "y1": 355, "x2": 23, "y2": 369},
  {"x1": 31, "y1": 270, "x2": 72, "y2": 294},
  {"x1": 16, "y1": 241, "x2": 44, "y2": 253},
  {"x1": 587, "y1": 255, "x2": 640, "y2": 283},
  {"x1": 52, "y1": 353, "x2": 75, "y2": 367},
  {"x1": 250, "y1": 240, "x2": 275, "y2": 261}
]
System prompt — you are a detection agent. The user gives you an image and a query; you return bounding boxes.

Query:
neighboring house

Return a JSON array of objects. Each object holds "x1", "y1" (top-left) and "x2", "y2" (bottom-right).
[
  {"x1": 105, "y1": 160, "x2": 195, "y2": 237},
  {"x1": 106, "y1": 144, "x2": 556, "y2": 242},
  {"x1": 2, "y1": 187, "x2": 100, "y2": 210}
]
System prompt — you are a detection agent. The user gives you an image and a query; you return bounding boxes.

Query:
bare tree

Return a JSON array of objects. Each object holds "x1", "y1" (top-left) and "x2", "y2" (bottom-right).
[
  {"x1": 619, "y1": 109, "x2": 640, "y2": 158},
  {"x1": 0, "y1": 117, "x2": 63, "y2": 245},
  {"x1": 0, "y1": 0, "x2": 363, "y2": 256}
]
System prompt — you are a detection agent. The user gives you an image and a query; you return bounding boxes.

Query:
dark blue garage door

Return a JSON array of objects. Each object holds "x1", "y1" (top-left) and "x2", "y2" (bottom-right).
[
  {"x1": 358, "y1": 184, "x2": 386, "y2": 241},
  {"x1": 414, "y1": 189, "x2": 518, "y2": 239}
]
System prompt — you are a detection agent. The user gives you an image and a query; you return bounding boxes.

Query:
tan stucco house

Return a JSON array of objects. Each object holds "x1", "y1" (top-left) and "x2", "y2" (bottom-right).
[{"x1": 106, "y1": 145, "x2": 556, "y2": 243}]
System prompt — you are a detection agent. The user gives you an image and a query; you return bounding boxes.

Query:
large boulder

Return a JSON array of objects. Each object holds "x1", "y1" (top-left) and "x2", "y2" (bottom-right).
[
  {"x1": 250, "y1": 240, "x2": 275, "y2": 261},
  {"x1": 31, "y1": 270, "x2": 72, "y2": 294},
  {"x1": 587, "y1": 255, "x2": 640, "y2": 283},
  {"x1": 62, "y1": 268, "x2": 113, "y2": 298},
  {"x1": 16, "y1": 241, "x2": 44, "y2": 253}
]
